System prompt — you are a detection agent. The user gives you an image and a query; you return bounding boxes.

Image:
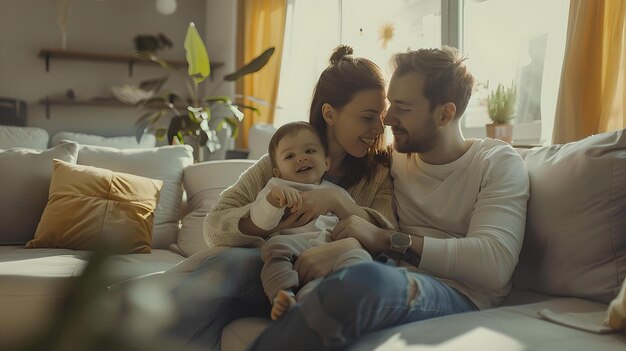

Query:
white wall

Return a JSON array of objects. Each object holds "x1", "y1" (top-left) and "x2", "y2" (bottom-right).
[
  {"x1": 0, "y1": 0, "x2": 228, "y2": 139},
  {"x1": 204, "y1": 0, "x2": 237, "y2": 98}
]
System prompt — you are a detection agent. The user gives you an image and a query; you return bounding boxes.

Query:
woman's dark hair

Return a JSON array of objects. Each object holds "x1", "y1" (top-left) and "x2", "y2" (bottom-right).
[{"x1": 309, "y1": 45, "x2": 389, "y2": 189}]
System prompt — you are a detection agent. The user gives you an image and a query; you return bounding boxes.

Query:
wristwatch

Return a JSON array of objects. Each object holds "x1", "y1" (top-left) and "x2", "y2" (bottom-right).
[
  {"x1": 388, "y1": 231, "x2": 421, "y2": 267},
  {"x1": 389, "y1": 231, "x2": 412, "y2": 255}
]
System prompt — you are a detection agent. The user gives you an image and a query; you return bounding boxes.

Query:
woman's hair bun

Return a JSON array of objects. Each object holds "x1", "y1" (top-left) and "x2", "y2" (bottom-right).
[{"x1": 329, "y1": 45, "x2": 354, "y2": 65}]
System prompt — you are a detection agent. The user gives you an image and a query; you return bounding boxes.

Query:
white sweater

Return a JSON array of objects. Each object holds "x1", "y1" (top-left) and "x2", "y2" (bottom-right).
[
  {"x1": 250, "y1": 177, "x2": 351, "y2": 234},
  {"x1": 391, "y1": 138, "x2": 530, "y2": 309}
]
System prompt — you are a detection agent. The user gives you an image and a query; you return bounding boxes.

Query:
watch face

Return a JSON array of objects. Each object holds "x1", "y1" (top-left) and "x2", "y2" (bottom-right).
[{"x1": 391, "y1": 232, "x2": 411, "y2": 251}]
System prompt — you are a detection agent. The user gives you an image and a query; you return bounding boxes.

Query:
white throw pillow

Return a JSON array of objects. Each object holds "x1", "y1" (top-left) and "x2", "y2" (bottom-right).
[
  {"x1": 52, "y1": 131, "x2": 157, "y2": 149},
  {"x1": 174, "y1": 160, "x2": 256, "y2": 256},
  {"x1": 247, "y1": 123, "x2": 276, "y2": 160},
  {"x1": 0, "y1": 141, "x2": 78, "y2": 244},
  {"x1": 77, "y1": 144, "x2": 194, "y2": 249},
  {"x1": 0, "y1": 125, "x2": 49, "y2": 150}
]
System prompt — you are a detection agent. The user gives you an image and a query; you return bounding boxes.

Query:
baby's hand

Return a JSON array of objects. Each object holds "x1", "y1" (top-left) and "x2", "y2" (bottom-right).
[{"x1": 267, "y1": 185, "x2": 302, "y2": 211}]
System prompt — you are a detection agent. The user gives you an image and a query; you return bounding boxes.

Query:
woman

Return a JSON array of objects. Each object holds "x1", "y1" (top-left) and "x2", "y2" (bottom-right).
[{"x1": 166, "y1": 45, "x2": 396, "y2": 351}]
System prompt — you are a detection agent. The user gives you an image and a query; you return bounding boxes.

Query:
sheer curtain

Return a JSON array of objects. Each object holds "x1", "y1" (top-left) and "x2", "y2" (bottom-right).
[
  {"x1": 552, "y1": 0, "x2": 626, "y2": 143},
  {"x1": 273, "y1": 0, "x2": 341, "y2": 127}
]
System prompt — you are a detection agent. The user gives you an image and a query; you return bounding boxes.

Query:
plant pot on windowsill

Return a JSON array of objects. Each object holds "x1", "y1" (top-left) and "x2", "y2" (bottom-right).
[
  {"x1": 486, "y1": 123, "x2": 513, "y2": 143},
  {"x1": 486, "y1": 82, "x2": 517, "y2": 144}
]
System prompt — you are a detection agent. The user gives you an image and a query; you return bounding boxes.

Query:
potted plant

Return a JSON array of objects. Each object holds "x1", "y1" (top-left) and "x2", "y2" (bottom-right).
[
  {"x1": 486, "y1": 82, "x2": 516, "y2": 143},
  {"x1": 135, "y1": 22, "x2": 274, "y2": 161}
]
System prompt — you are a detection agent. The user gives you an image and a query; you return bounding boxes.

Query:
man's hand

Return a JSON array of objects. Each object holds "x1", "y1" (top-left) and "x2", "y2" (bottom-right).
[
  {"x1": 267, "y1": 185, "x2": 302, "y2": 211},
  {"x1": 331, "y1": 215, "x2": 391, "y2": 253},
  {"x1": 294, "y1": 238, "x2": 362, "y2": 285}
]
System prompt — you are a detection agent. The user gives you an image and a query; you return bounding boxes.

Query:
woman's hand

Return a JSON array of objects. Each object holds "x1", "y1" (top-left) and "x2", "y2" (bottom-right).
[{"x1": 294, "y1": 238, "x2": 362, "y2": 285}]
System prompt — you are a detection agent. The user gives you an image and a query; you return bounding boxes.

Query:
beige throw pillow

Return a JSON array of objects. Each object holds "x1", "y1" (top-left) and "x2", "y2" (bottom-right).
[
  {"x1": 514, "y1": 129, "x2": 626, "y2": 304},
  {"x1": 77, "y1": 144, "x2": 194, "y2": 249},
  {"x1": 605, "y1": 278, "x2": 626, "y2": 331},
  {"x1": 26, "y1": 159, "x2": 163, "y2": 253}
]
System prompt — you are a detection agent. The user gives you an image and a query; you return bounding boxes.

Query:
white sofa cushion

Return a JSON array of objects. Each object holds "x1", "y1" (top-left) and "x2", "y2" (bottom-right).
[
  {"x1": 222, "y1": 298, "x2": 626, "y2": 351},
  {"x1": 51, "y1": 131, "x2": 157, "y2": 149},
  {"x1": 76, "y1": 145, "x2": 194, "y2": 249},
  {"x1": 514, "y1": 129, "x2": 626, "y2": 304},
  {"x1": 0, "y1": 141, "x2": 78, "y2": 245},
  {"x1": 174, "y1": 160, "x2": 257, "y2": 256},
  {"x1": 0, "y1": 125, "x2": 49, "y2": 149},
  {"x1": 247, "y1": 123, "x2": 276, "y2": 160},
  {"x1": 0, "y1": 245, "x2": 185, "y2": 346}
]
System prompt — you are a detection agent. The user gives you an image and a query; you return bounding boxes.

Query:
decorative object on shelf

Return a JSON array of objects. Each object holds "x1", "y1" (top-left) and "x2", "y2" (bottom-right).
[
  {"x1": 134, "y1": 33, "x2": 173, "y2": 53},
  {"x1": 55, "y1": 0, "x2": 72, "y2": 50},
  {"x1": 111, "y1": 75, "x2": 167, "y2": 105},
  {"x1": 486, "y1": 82, "x2": 517, "y2": 143},
  {"x1": 155, "y1": 0, "x2": 177, "y2": 15},
  {"x1": 0, "y1": 97, "x2": 27, "y2": 126},
  {"x1": 111, "y1": 85, "x2": 155, "y2": 105},
  {"x1": 135, "y1": 22, "x2": 275, "y2": 161}
]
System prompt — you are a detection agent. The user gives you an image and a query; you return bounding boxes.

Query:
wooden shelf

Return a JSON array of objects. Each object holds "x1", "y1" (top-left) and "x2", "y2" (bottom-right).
[
  {"x1": 39, "y1": 48, "x2": 223, "y2": 76},
  {"x1": 39, "y1": 97, "x2": 188, "y2": 119}
]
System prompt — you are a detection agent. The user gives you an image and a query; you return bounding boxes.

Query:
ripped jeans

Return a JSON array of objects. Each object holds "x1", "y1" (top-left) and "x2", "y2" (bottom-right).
[
  {"x1": 166, "y1": 247, "x2": 270, "y2": 351},
  {"x1": 249, "y1": 261, "x2": 477, "y2": 351}
]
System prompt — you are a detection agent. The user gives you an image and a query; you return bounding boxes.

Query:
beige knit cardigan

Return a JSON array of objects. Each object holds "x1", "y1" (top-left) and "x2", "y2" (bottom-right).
[{"x1": 204, "y1": 155, "x2": 397, "y2": 248}]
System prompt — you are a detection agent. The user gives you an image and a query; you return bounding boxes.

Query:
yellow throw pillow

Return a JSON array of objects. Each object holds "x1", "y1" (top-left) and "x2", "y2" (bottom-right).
[
  {"x1": 605, "y1": 278, "x2": 626, "y2": 331},
  {"x1": 26, "y1": 159, "x2": 163, "y2": 253}
]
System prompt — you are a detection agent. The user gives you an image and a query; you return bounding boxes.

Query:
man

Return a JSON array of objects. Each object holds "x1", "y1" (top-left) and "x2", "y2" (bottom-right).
[{"x1": 250, "y1": 46, "x2": 530, "y2": 351}]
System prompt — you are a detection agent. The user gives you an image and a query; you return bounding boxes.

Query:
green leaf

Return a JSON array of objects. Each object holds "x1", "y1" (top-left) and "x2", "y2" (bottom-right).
[
  {"x1": 187, "y1": 106, "x2": 209, "y2": 122},
  {"x1": 199, "y1": 129, "x2": 209, "y2": 147},
  {"x1": 155, "y1": 128, "x2": 168, "y2": 141},
  {"x1": 224, "y1": 104, "x2": 245, "y2": 121},
  {"x1": 222, "y1": 116, "x2": 240, "y2": 139},
  {"x1": 205, "y1": 129, "x2": 220, "y2": 153},
  {"x1": 167, "y1": 115, "x2": 185, "y2": 145},
  {"x1": 223, "y1": 47, "x2": 275, "y2": 81},
  {"x1": 203, "y1": 96, "x2": 232, "y2": 105},
  {"x1": 234, "y1": 94, "x2": 271, "y2": 107},
  {"x1": 134, "y1": 110, "x2": 162, "y2": 127},
  {"x1": 235, "y1": 104, "x2": 261, "y2": 116},
  {"x1": 135, "y1": 110, "x2": 165, "y2": 143},
  {"x1": 184, "y1": 22, "x2": 210, "y2": 84}
]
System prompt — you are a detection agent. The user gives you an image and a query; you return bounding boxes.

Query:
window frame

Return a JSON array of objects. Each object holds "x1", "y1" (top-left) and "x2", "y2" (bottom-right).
[{"x1": 443, "y1": 0, "x2": 543, "y2": 144}]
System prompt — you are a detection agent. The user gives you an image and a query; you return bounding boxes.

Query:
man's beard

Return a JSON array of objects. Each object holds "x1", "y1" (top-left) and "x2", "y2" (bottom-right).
[{"x1": 393, "y1": 122, "x2": 438, "y2": 154}]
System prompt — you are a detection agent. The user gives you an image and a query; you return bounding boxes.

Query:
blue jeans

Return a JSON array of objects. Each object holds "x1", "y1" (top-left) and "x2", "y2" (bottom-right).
[
  {"x1": 248, "y1": 262, "x2": 477, "y2": 351},
  {"x1": 166, "y1": 247, "x2": 270, "y2": 351}
]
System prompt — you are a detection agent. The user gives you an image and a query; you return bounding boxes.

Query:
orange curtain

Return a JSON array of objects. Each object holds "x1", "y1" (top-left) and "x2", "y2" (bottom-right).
[
  {"x1": 237, "y1": 0, "x2": 286, "y2": 149},
  {"x1": 553, "y1": 0, "x2": 626, "y2": 144}
]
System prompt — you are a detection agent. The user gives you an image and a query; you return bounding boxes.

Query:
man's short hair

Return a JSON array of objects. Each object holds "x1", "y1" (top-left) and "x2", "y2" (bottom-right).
[
  {"x1": 392, "y1": 46, "x2": 475, "y2": 119},
  {"x1": 268, "y1": 121, "x2": 328, "y2": 168}
]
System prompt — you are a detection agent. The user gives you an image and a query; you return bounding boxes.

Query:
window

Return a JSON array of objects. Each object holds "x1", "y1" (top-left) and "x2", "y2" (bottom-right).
[
  {"x1": 341, "y1": 0, "x2": 441, "y2": 78},
  {"x1": 274, "y1": 0, "x2": 440, "y2": 127},
  {"x1": 275, "y1": 0, "x2": 569, "y2": 144},
  {"x1": 460, "y1": 0, "x2": 570, "y2": 143}
]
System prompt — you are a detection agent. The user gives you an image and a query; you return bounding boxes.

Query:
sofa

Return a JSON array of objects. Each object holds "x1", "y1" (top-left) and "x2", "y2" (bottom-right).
[
  {"x1": 0, "y1": 125, "x2": 260, "y2": 348},
  {"x1": 1, "y1": 125, "x2": 625, "y2": 350}
]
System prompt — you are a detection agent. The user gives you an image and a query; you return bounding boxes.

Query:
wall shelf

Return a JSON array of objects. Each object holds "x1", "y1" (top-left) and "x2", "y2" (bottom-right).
[
  {"x1": 38, "y1": 48, "x2": 224, "y2": 76},
  {"x1": 39, "y1": 97, "x2": 188, "y2": 119}
]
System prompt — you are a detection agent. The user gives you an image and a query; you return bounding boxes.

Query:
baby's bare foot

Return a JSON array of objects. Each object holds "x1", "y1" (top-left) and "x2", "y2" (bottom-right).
[{"x1": 271, "y1": 290, "x2": 296, "y2": 321}]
